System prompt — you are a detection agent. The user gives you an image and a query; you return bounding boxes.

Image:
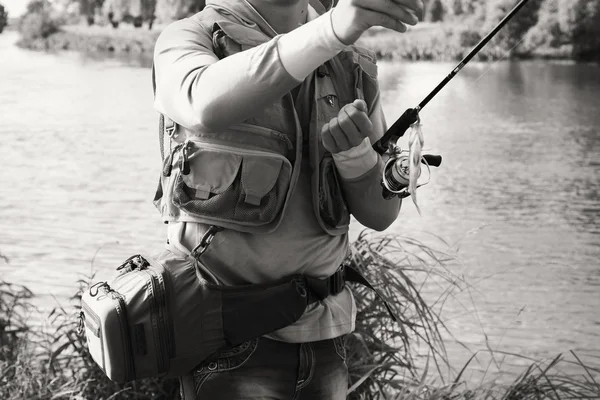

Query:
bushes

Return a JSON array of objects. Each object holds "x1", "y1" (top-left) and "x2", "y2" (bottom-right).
[
  {"x1": 0, "y1": 3, "x2": 8, "y2": 34},
  {"x1": 0, "y1": 276, "x2": 180, "y2": 399},
  {"x1": 17, "y1": 0, "x2": 64, "y2": 41}
]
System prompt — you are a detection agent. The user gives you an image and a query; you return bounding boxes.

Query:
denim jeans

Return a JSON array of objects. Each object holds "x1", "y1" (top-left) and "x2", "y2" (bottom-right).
[{"x1": 179, "y1": 336, "x2": 348, "y2": 399}]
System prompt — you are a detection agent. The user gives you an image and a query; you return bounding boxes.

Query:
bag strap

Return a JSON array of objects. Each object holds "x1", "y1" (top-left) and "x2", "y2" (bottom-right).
[
  {"x1": 304, "y1": 259, "x2": 397, "y2": 322},
  {"x1": 190, "y1": 226, "x2": 397, "y2": 321}
]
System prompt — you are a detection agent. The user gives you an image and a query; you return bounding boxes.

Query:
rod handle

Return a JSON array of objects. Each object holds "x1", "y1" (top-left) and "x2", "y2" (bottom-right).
[{"x1": 372, "y1": 108, "x2": 419, "y2": 155}]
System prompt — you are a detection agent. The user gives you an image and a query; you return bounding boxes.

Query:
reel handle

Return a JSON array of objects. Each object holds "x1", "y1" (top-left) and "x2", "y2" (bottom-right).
[{"x1": 422, "y1": 154, "x2": 442, "y2": 167}]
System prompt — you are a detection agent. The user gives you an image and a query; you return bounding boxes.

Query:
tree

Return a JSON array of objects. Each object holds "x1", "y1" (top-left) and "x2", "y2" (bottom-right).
[
  {"x1": 444, "y1": 0, "x2": 464, "y2": 16},
  {"x1": 557, "y1": 0, "x2": 600, "y2": 60},
  {"x1": 426, "y1": 0, "x2": 445, "y2": 22},
  {"x1": 480, "y1": 0, "x2": 543, "y2": 53},
  {"x1": 77, "y1": 0, "x2": 104, "y2": 25},
  {"x1": 155, "y1": 0, "x2": 203, "y2": 23},
  {"x1": 18, "y1": 0, "x2": 62, "y2": 40},
  {"x1": 0, "y1": 3, "x2": 8, "y2": 34},
  {"x1": 522, "y1": 0, "x2": 564, "y2": 51}
]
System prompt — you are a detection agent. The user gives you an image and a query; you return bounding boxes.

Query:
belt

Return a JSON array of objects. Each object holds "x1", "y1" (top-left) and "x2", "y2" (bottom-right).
[{"x1": 304, "y1": 258, "x2": 397, "y2": 322}]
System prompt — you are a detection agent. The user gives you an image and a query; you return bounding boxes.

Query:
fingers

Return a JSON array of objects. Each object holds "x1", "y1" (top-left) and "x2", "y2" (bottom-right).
[
  {"x1": 321, "y1": 101, "x2": 374, "y2": 153},
  {"x1": 332, "y1": 0, "x2": 423, "y2": 44},
  {"x1": 330, "y1": 119, "x2": 352, "y2": 150},
  {"x1": 360, "y1": 0, "x2": 420, "y2": 27},
  {"x1": 345, "y1": 100, "x2": 373, "y2": 136}
]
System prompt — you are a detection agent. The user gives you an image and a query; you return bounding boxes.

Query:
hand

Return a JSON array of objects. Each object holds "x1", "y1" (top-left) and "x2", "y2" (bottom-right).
[
  {"x1": 321, "y1": 99, "x2": 374, "y2": 154},
  {"x1": 331, "y1": 0, "x2": 423, "y2": 45}
]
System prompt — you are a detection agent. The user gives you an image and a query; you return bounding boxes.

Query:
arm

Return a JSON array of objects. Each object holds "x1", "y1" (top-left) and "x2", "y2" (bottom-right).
[
  {"x1": 153, "y1": 0, "x2": 422, "y2": 132},
  {"x1": 323, "y1": 97, "x2": 402, "y2": 231},
  {"x1": 153, "y1": 11, "x2": 346, "y2": 132}
]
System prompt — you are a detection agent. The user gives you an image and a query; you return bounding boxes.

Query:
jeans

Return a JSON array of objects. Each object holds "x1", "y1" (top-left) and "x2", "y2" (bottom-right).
[{"x1": 179, "y1": 336, "x2": 348, "y2": 399}]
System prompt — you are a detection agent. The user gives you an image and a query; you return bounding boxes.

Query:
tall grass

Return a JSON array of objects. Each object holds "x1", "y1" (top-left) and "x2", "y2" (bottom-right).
[{"x1": 1, "y1": 235, "x2": 599, "y2": 399}]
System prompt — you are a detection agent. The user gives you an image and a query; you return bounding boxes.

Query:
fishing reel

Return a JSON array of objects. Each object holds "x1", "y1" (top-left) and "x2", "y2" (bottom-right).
[{"x1": 381, "y1": 144, "x2": 442, "y2": 200}]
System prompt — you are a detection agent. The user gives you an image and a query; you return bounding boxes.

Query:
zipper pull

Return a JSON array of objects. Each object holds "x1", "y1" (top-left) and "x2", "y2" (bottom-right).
[
  {"x1": 163, "y1": 144, "x2": 182, "y2": 177},
  {"x1": 326, "y1": 95, "x2": 335, "y2": 107},
  {"x1": 180, "y1": 141, "x2": 191, "y2": 175},
  {"x1": 77, "y1": 311, "x2": 85, "y2": 335}
]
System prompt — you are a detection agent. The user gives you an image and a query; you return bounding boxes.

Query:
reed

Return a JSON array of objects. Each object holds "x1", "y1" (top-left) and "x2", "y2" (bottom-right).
[{"x1": 1, "y1": 235, "x2": 599, "y2": 399}]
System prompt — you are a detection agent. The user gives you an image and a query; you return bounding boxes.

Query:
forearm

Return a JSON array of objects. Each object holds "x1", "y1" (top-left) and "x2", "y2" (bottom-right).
[
  {"x1": 153, "y1": 10, "x2": 346, "y2": 132},
  {"x1": 341, "y1": 157, "x2": 402, "y2": 231}
]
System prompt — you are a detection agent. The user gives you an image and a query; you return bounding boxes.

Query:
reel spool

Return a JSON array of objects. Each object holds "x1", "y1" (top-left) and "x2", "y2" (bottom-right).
[{"x1": 381, "y1": 148, "x2": 440, "y2": 200}]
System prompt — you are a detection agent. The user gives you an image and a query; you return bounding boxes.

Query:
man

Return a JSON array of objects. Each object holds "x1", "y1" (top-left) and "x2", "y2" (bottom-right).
[{"x1": 153, "y1": 0, "x2": 423, "y2": 398}]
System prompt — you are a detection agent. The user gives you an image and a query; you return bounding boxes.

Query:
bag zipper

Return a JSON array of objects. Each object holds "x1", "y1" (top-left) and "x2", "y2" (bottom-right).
[
  {"x1": 152, "y1": 269, "x2": 175, "y2": 363},
  {"x1": 112, "y1": 291, "x2": 135, "y2": 382},
  {"x1": 143, "y1": 269, "x2": 170, "y2": 375}
]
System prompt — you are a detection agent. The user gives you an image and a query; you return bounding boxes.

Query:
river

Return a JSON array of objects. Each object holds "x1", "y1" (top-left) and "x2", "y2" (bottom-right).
[{"x1": 1, "y1": 31, "x2": 599, "y2": 385}]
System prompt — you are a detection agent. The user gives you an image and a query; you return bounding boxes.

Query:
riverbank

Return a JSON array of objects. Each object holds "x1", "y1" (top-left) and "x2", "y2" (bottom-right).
[
  {"x1": 2, "y1": 234, "x2": 600, "y2": 400},
  {"x1": 13, "y1": 22, "x2": 573, "y2": 62},
  {"x1": 15, "y1": 23, "x2": 161, "y2": 54}
]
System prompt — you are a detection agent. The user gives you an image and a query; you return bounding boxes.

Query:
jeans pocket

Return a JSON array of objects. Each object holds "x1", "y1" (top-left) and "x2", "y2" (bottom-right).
[
  {"x1": 332, "y1": 335, "x2": 347, "y2": 362},
  {"x1": 192, "y1": 338, "x2": 259, "y2": 390}
]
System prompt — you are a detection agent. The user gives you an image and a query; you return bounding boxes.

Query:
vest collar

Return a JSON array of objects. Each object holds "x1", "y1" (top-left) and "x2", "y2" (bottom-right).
[{"x1": 205, "y1": 0, "x2": 331, "y2": 38}]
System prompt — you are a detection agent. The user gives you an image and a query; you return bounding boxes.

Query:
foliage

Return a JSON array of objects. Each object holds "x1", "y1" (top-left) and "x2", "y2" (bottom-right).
[
  {"x1": 0, "y1": 3, "x2": 7, "y2": 34},
  {"x1": 18, "y1": 0, "x2": 64, "y2": 40},
  {"x1": 480, "y1": 0, "x2": 544, "y2": 53},
  {"x1": 417, "y1": 0, "x2": 600, "y2": 60},
  {"x1": 426, "y1": 0, "x2": 446, "y2": 23},
  {"x1": 346, "y1": 231, "x2": 457, "y2": 398},
  {"x1": 1, "y1": 236, "x2": 600, "y2": 399},
  {"x1": 154, "y1": 0, "x2": 204, "y2": 23},
  {"x1": 556, "y1": 0, "x2": 600, "y2": 61},
  {"x1": 0, "y1": 274, "x2": 179, "y2": 399}
]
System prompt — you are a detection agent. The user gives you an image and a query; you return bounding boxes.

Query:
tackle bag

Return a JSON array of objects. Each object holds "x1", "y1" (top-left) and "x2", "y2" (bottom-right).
[{"x1": 80, "y1": 247, "x2": 395, "y2": 383}]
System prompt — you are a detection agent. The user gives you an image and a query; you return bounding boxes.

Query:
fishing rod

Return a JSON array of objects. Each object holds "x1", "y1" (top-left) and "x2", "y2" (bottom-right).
[{"x1": 375, "y1": 0, "x2": 532, "y2": 199}]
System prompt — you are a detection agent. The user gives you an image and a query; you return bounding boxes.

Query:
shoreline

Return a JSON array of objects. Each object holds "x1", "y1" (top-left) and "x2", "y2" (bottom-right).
[{"x1": 13, "y1": 22, "x2": 577, "y2": 63}]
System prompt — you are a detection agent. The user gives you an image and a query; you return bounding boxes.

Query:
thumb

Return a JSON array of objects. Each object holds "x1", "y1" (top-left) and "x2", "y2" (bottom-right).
[{"x1": 353, "y1": 99, "x2": 368, "y2": 113}]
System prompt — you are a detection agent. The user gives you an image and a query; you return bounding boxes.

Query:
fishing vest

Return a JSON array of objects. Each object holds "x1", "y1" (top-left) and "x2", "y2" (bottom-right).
[{"x1": 153, "y1": 3, "x2": 381, "y2": 236}]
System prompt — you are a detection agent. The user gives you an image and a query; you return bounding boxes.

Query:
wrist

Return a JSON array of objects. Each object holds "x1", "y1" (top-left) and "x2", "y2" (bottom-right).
[
  {"x1": 332, "y1": 137, "x2": 379, "y2": 179},
  {"x1": 330, "y1": 7, "x2": 353, "y2": 46},
  {"x1": 277, "y1": 10, "x2": 347, "y2": 81}
]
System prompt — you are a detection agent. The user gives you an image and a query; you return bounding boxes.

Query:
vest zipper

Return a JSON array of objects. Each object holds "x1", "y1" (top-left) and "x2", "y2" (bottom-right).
[
  {"x1": 163, "y1": 143, "x2": 184, "y2": 177},
  {"x1": 186, "y1": 140, "x2": 292, "y2": 169},
  {"x1": 234, "y1": 123, "x2": 293, "y2": 151}
]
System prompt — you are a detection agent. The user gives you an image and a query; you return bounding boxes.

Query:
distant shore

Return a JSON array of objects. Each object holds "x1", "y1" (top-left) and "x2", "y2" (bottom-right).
[
  {"x1": 15, "y1": 24, "x2": 161, "y2": 54},
  {"x1": 14, "y1": 22, "x2": 573, "y2": 62}
]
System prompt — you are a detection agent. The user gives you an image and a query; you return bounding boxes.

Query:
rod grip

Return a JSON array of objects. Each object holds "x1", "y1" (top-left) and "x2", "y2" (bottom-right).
[{"x1": 372, "y1": 108, "x2": 419, "y2": 155}]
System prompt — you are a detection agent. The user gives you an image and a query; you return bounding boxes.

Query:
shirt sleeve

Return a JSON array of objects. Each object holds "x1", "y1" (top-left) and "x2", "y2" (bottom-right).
[
  {"x1": 153, "y1": 11, "x2": 345, "y2": 133},
  {"x1": 338, "y1": 92, "x2": 403, "y2": 232}
]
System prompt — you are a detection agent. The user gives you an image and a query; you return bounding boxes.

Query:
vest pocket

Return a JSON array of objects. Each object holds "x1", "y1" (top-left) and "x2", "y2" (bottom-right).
[
  {"x1": 318, "y1": 154, "x2": 351, "y2": 230},
  {"x1": 172, "y1": 142, "x2": 292, "y2": 227}
]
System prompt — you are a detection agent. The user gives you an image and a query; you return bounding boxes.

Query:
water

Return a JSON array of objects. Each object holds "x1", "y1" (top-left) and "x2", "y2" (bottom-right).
[{"x1": 1, "y1": 31, "x2": 599, "y2": 383}]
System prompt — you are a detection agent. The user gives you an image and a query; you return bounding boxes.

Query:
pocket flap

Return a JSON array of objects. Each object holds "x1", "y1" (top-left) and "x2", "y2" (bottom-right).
[
  {"x1": 241, "y1": 157, "x2": 283, "y2": 205},
  {"x1": 183, "y1": 150, "x2": 242, "y2": 199}
]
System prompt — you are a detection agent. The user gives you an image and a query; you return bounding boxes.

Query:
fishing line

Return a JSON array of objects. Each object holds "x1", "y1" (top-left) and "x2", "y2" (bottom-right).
[
  {"x1": 373, "y1": 0, "x2": 533, "y2": 203},
  {"x1": 472, "y1": 35, "x2": 528, "y2": 84}
]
